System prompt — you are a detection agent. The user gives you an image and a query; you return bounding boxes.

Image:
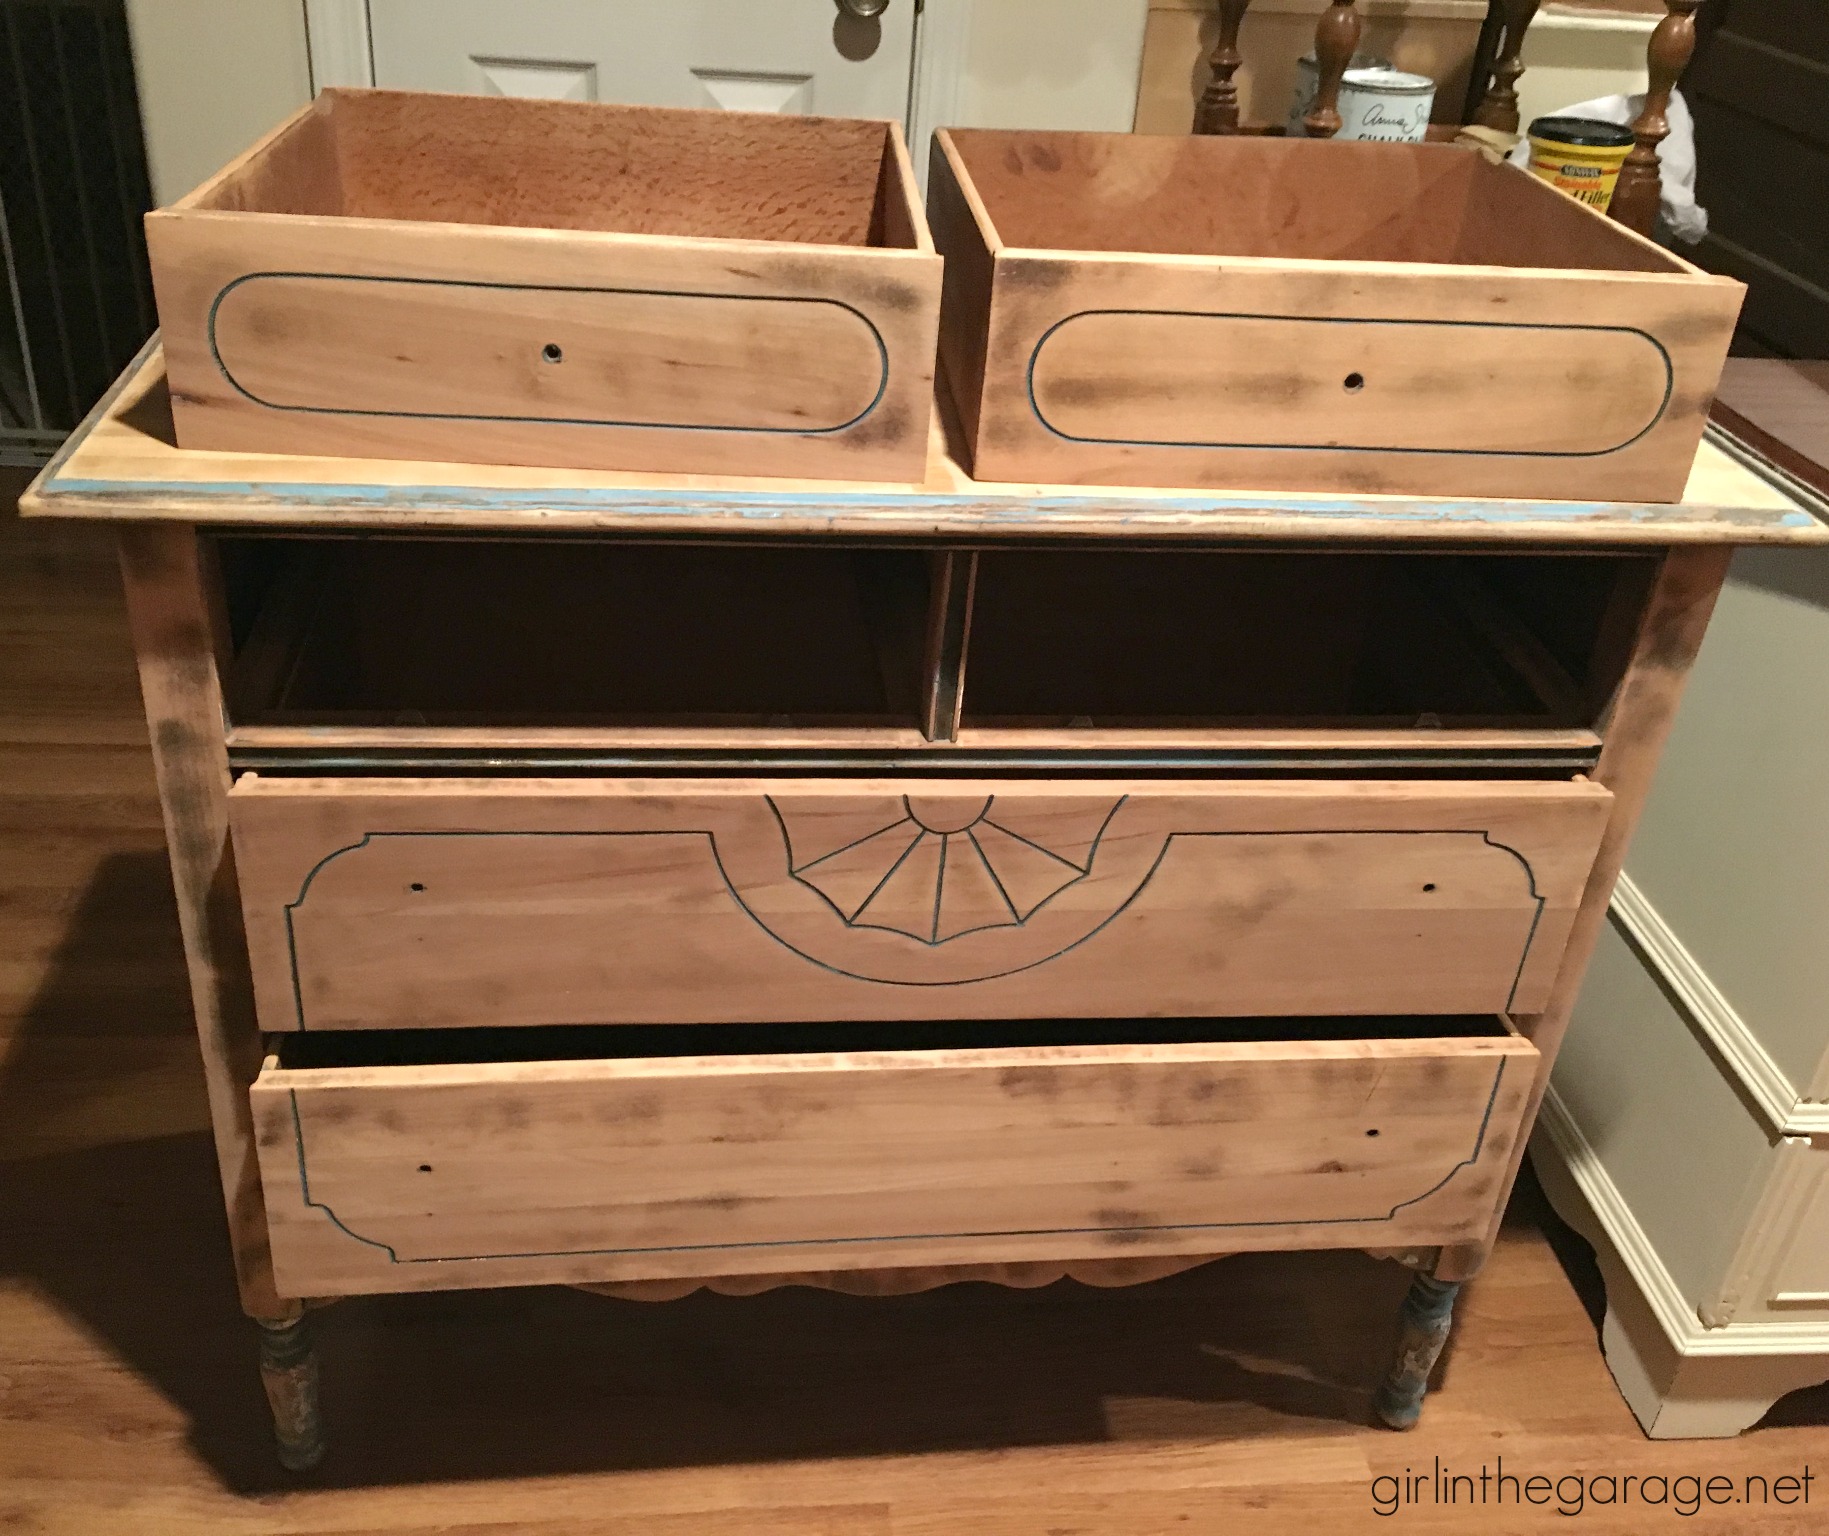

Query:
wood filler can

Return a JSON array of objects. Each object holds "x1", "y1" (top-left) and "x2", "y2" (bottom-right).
[
  {"x1": 1525, "y1": 116, "x2": 1637, "y2": 212},
  {"x1": 1288, "y1": 56, "x2": 1435, "y2": 142}
]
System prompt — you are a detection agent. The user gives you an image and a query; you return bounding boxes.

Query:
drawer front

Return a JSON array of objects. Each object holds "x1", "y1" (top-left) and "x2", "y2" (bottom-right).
[
  {"x1": 958, "y1": 252, "x2": 1738, "y2": 502},
  {"x1": 252, "y1": 1027, "x2": 1538, "y2": 1294},
  {"x1": 210, "y1": 275, "x2": 889, "y2": 434},
  {"x1": 1028, "y1": 311, "x2": 1671, "y2": 459},
  {"x1": 229, "y1": 776, "x2": 1611, "y2": 1030},
  {"x1": 150, "y1": 215, "x2": 940, "y2": 483}
]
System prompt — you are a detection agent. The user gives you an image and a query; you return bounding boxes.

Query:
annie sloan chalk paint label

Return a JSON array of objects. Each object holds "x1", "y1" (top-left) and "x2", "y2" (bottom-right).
[{"x1": 1288, "y1": 58, "x2": 1436, "y2": 143}]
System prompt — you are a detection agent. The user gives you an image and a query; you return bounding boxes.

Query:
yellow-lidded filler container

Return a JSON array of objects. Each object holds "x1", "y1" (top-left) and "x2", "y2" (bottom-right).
[{"x1": 1526, "y1": 116, "x2": 1637, "y2": 212}]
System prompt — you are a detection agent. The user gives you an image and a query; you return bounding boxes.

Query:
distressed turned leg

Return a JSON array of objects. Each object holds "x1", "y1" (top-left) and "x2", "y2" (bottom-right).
[
  {"x1": 258, "y1": 1313, "x2": 325, "y2": 1470},
  {"x1": 1374, "y1": 1274, "x2": 1463, "y2": 1429}
]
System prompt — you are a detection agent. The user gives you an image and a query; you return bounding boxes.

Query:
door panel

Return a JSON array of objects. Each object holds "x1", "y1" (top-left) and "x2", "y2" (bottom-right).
[{"x1": 367, "y1": 0, "x2": 916, "y2": 122}]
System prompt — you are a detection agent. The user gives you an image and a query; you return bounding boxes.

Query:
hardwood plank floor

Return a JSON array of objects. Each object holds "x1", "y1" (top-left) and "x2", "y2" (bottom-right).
[{"x1": 1, "y1": 472, "x2": 1823, "y2": 1533}]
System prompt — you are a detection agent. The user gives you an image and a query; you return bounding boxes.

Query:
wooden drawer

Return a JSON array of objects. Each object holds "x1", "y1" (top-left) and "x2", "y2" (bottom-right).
[
  {"x1": 146, "y1": 89, "x2": 939, "y2": 483},
  {"x1": 930, "y1": 129, "x2": 1740, "y2": 501},
  {"x1": 228, "y1": 776, "x2": 1611, "y2": 1029},
  {"x1": 251, "y1": 1015, "x2": 1538, "y2": 1294}
]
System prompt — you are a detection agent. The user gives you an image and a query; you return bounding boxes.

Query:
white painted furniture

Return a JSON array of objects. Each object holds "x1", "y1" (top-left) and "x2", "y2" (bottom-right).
[{"x1": 1534, "y1": 392, "x2": 1829, "y2": 1437}]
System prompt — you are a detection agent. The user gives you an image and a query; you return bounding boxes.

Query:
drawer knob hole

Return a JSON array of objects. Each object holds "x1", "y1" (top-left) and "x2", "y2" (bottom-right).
[
  {"x1": 1344, "y1": 372, "x2": 1365, "y2": 393},
  {"x1": 410, "y1": 882, "x2": 426, "y2": 893},
  {"x1": 1365, "y1": 1129, "x2": 1380, "y2": 1138},
  {"x1": 1422, "y1": 882, "x2": 1436, "y2": 893},
  {"x1": 541, "y1": 342, "x2": 564, "y2": 364},
  {"x1": 418, "y1": 1164, "x2": 432, "y2": 1173}
]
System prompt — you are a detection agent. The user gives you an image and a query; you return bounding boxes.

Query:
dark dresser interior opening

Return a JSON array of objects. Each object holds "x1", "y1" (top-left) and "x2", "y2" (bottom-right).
[
  {"x1": 219, "y1": 537, "x2": 1652, "y2": 742},
  {"x1": 963, "y1": 549, "x2": 1652, "y2": 732},
  {"x1": 275, "y1": 1014, "x2": 1515, "y2": 1070},
  {"x1": 219, "y1": 537, "x2": 931, "y2": 730}
]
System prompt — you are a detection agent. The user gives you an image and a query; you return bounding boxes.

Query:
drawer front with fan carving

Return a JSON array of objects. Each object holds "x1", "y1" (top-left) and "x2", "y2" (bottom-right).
[{"x1": 227, "y1": 775, "x2": 1612, "y2": 1030}]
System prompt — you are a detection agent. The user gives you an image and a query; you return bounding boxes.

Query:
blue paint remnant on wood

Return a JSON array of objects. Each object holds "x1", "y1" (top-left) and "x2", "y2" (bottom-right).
[{"x1": 36, "y1": 473, "x2": 1821, "y2": 530}]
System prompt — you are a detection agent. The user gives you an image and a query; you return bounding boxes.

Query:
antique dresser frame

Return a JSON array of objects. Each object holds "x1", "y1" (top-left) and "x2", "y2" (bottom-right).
[{"x1": 23, "y1": 338, "x2": 1826, "y2": 1467}]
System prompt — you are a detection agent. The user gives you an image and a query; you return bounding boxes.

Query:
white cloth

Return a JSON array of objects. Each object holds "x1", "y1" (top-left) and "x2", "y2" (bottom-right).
[{"x1": 1507, "y1": 90, "x2": 1707, "y2": 245}]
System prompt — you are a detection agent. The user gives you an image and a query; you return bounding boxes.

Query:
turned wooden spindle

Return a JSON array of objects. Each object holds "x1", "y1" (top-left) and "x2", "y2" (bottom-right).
[
  {"x1": 1304, "y1": 0, "x2": 1364, "y2": 140},
  {"x1": 1471, "y1": 0, "x2": 1542, "y2": 134},
  {"x1": 1193, "y1": 0, "x2": 1253, "y2": 134},
  {"x1": 258, "y1": 1314, "x2": 324, "y2": 1471},
  {"x1": 1610, "y1": 0, "x2": 1703, "y2": 239}
]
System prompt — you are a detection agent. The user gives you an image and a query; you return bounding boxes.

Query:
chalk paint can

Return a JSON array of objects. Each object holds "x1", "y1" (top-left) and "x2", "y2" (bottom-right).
[
  {"x1": 1288, "y1": 56, "x2": 1435, "y2": 142},
  {"x1": 1526, "y1": 115, "x2": 1636, "y2": 212}
]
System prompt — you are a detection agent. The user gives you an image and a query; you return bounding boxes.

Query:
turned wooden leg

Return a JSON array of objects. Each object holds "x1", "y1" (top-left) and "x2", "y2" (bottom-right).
[
  {"x1": 258, "y1": 1314, "x2": 324, "y2": 1471},
  {"x1": 1611, "y1": 1, "x2": 1702, "y2": 239},
  {"x1": 1193, "y1": 0, "x2": 1252, "y2": 134},
  {"x1": 1304, "y1": 1, "x2": 1363, "y2": 140},
  {"x1": 1374, "y1": 1273, "x2": 1461, "y2": 1429},
  {"x1": 1471, "y1": 0, "x2": 1542, "y2": 135}
]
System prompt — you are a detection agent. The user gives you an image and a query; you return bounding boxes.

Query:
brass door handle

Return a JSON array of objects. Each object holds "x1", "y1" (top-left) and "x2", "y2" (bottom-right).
[{"x1": 836, "y1": 0, "x2": 890, "y2": 18}]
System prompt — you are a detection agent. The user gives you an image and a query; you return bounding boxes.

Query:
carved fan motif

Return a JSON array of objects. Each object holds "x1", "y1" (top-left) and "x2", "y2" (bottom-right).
[{"x1": 787, "y1": 795, "x2": 1098, "y2": 945}]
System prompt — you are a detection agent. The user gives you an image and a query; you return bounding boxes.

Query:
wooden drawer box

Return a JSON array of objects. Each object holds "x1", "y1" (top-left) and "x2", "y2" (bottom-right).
[
  {"x1": 145, "y1": 88, "x2": 940, "y2": 483},
  {"x1": 227, "y1": 776, "x2": 1611, "y2": 1029},
  {"x1": 251, "y1": 1014, "x2": 1538, "y2": 1294},
  {"x1": 928, "y1": 129, "x2": 1742, "y2": 502}
]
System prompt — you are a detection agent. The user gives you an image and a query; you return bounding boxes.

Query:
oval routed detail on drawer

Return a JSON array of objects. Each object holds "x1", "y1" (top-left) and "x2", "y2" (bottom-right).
[
  {"x1": 251, "y1": 1023, "x2": 1538, "y2": 1294},
  {"x1": 227, "y1": 777, "x2": 1613, "y2": 1029},
  {"x1": 1027, "y1": 311, "x2": 1673, "y2": 457},
  {"x1": 208, "y1": 273, "x2": 889, "y2": 433}
]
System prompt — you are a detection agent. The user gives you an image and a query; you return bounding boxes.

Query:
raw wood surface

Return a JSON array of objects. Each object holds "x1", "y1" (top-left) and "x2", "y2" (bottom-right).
[
  {"x1": 222, "y1": 721, "x2": 1604, "y2": 756},
  {"x1": 181, "y1": 89, "x2": 905, "y2": 245},
  {"x1": 148, "y1": 211, "x2": 938, "y2": 485},
  {"x1": 20, "y1": 342, "x2": 1824, "y2": 546},
  {"x1": 1440, "y1": 544, "x2": 1735, "y2": 1281},
  {"x1": 149, "y1": 91, "x2": 938, "y2": 482},
  {"x1": 4, "y1": 477, "x2": 1827, "y2": 1529},
  {"x1": 1711, "y1": 358, "x2": 1829, "y2": 499},
  {"x1": 931, "y1": 131, "x2": 1743, "y2": 502},
  {"x1": 228, "y1": 776, "x2": 1611, "y2": 1030},
  {"x1": 116, "y1": 525, "x2": 291, "y2": 1319},
  {"x1": 252, "y1": 1028, "x2": 1536, "y2": 1295}
]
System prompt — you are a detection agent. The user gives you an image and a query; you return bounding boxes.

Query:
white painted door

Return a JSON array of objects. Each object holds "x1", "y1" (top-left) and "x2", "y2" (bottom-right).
[{"x1": 365, "y1": 0, "x2": 917, "y2": 121}]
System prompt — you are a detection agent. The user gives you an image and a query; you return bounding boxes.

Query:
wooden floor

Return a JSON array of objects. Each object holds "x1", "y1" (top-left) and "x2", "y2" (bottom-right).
[{"x1": 2, "y1": 472, "x2": 1824, "y2": 1533}]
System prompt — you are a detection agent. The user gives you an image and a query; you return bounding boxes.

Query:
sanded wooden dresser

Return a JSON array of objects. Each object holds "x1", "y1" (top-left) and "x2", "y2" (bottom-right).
[{"x1": 22, "y1": 339, "x2": 1826, "y2": 1467}]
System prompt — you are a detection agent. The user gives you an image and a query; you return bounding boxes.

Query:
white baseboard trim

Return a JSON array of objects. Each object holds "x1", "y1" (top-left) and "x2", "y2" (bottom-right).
[
  {"x1": 1535, "y1": 1084, "x2": 1829, "y2": 1358},
  {"x1": 1609, "y1": 873, "x2": 1829, "y2": 1136}
]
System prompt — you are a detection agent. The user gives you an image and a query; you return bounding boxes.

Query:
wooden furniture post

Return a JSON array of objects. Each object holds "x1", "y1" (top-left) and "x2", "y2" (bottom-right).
[
  {"x1": 1375, "y1": 1274, "x2": 1462, "y2": 1428},
  {"x1": 117, "y1": 523, "x2": 314, "y2": 1463},
  {"x1": 1193, "y1": 0, "x2": 1253, "y2": 134},
  {"x1": 258, "y1": 1314, "x2": 325, "y2": 1471},
  {"x1": 1435, "y1": 545, "x2": 1734, "y2": 1289},
  {"x1": 1304, "y1": 0, "x2": 1364, "y2": 139},
  {"x1": 1611, "y1": 0, "x2": 1703, "y2": 239},
  {"x1": 1471, "y1": 0, "x2": 1543, "y2": 134}
]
